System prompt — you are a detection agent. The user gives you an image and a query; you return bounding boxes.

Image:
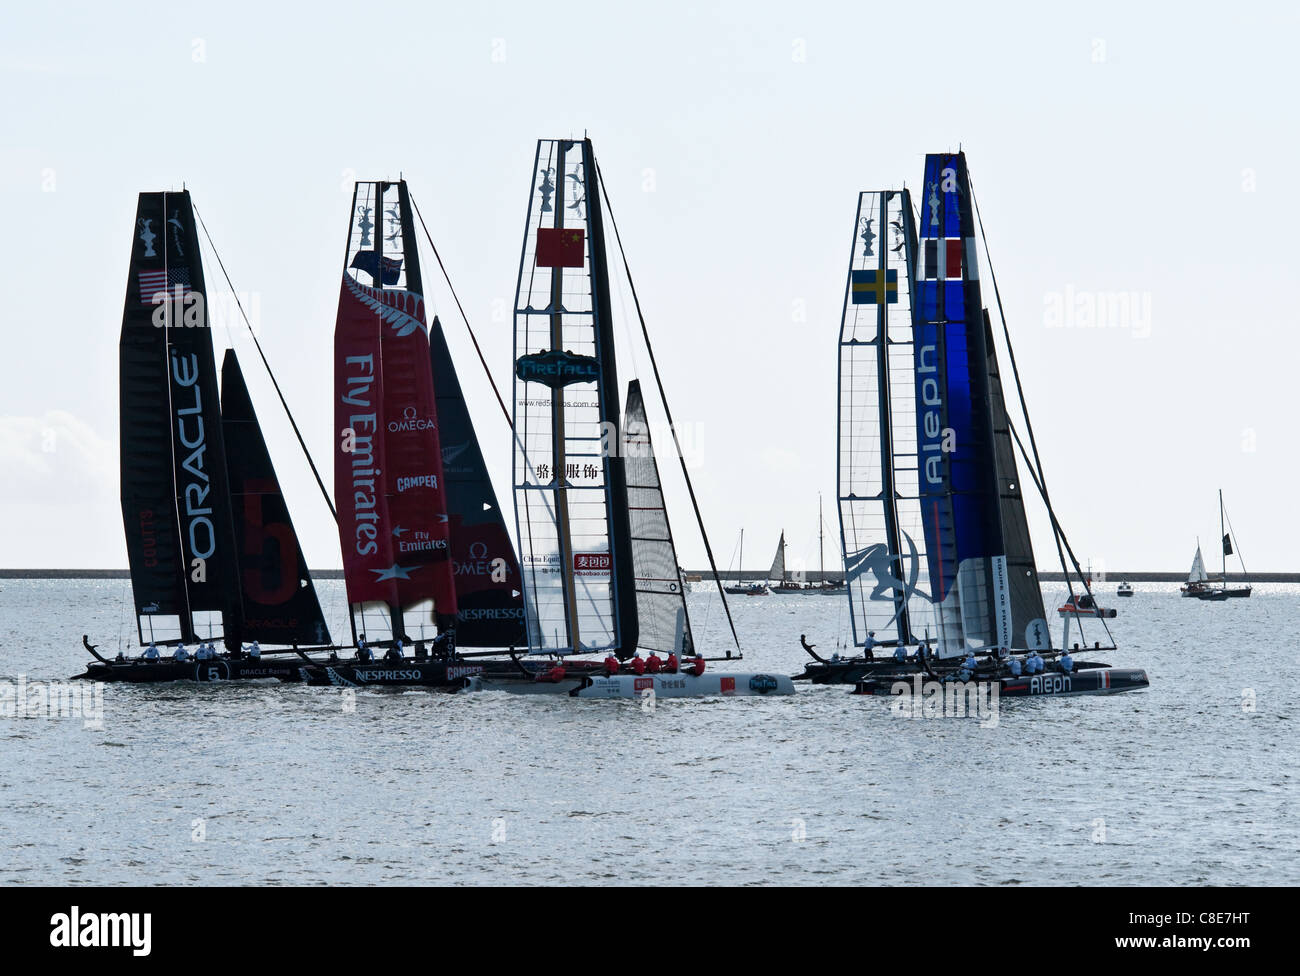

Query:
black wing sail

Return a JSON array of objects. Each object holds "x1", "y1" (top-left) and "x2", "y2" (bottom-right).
[
  {"x1": 220, "y1": 349, "x2": 331, "y2": 646},
  {"x1": 120, "y1": 192, "x2": 190, "y2": 641},
  {"x1": 120, "y1": 190, "x2": 242, "y2": 646},
  {"x1": 428, "y1": 316, "x2": 526, "y2": 647}
]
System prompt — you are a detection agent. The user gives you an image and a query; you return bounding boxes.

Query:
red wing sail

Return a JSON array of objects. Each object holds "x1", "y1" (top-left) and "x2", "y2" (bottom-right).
[
  {"x1": 333, "y1": 180, "x2": 457, "y2": 634},
  {"x1": 334, "y1": 274, "x2": 400, "y2": 608}
]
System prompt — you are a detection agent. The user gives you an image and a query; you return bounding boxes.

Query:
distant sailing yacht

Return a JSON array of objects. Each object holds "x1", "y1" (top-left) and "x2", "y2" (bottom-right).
[
  {"x1": 1181, "y1": 491, "x2": 1252, "y2": 600},
  {"x1": 78, "y1": 190, "x2": 332, "y2": 682},
  {"x1": 796, "y1": 152, "x2": 1147, "y2": 697},
  {"x1": 723, "y1": 528, "x2": 769, "y2": 595},
  {"x1": 767, "y1": 531, "x2": 805, "y2": 593}
]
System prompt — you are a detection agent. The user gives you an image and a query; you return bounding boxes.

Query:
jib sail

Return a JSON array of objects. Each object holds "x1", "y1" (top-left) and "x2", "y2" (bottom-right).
[{"x1": 220, "y1": 349, "x2": 331, "y2": 646}]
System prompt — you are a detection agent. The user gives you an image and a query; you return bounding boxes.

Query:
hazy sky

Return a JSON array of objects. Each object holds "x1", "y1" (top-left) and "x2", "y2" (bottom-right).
[{"x1": 2, "y1": 1, "x2": 1297, "y2": 574}]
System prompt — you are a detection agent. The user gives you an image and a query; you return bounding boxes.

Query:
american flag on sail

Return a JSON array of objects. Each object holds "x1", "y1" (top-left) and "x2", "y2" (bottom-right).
[{"x1": 138, "y1": 267, "x2": 192, "y2": 304}]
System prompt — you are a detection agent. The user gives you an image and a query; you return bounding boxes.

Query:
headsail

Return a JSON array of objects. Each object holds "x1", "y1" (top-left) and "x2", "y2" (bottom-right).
[
  {"x1": 769, "y1": 532, "x2": 786, "y2": 583},
  {"x1": 838, "y1": 189, "x2": 938, "y2": 647},
  {"x1": 119, "y1": 190, "x2": 241, "y2": 647},
  {"x1": 512, "y1": 138, "x2": 637, "y2": 656},
  {"x1": 333, "y1": 180, "x2": 456, "y2": 642},
  {"x1": 623, "y1": 380, "x2": 692, "y2": 655},
  {"x1": 220, "y1": 349, "x2": 330, "y2": 646},
  {"x1": 1188, "y1": 545, "x2": 1208, "y2": 583},
  {"x1": 428, "y1": 315, "x2": 527, "y2": 647},
  {"x1": 982, "y1": 309, "x2": 1050, "y2": 649}
]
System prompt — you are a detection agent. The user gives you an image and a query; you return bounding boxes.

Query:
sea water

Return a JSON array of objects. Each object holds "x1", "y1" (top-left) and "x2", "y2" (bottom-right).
[{"x1": 0, "y1": 578, "x2": 1294, "y2": 885}]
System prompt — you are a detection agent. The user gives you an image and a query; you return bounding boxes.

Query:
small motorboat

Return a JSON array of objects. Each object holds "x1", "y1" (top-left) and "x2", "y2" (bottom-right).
[
  {"x1": 1116, "y1": 581, "x2": 1134, "y2": 597},
  {"x1": 1057, "y1": 592, "x2": 1117, "y2": 619}
]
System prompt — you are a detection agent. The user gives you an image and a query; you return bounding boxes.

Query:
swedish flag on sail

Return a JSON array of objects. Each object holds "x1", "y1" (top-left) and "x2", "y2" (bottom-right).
[{"x1": 851, "y1": 268, "x2": 898, "y2": 304}]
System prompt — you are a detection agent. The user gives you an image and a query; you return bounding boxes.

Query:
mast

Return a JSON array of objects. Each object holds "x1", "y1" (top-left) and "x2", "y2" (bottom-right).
[
  {"x1": 1219, "y1": 488, "x2": 1226, "y2": 584},
  {"x1": 547, "y1": 143, "x2": 580, "y2": 648},
  {"x1": 819, "y1": 495, "x2": 824, "y2": 581},
  {"x1": 739, "y1": 528, "x2": 744, "y2": 581}
]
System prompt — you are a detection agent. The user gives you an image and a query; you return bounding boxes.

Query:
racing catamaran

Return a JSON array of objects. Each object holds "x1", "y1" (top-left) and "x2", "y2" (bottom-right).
[
  {"x1": 796, "y1": 153, "x2": 1147, "y2": 697},
  {"x1": 299, "y1": 179, "x2": 526, "y2": 688},
  {"x1": 78, "y1": 190, "x2": 333, "y2": 682},
  {"x1": 482, "y1": 137, "x2": 793, "y2": 698}
]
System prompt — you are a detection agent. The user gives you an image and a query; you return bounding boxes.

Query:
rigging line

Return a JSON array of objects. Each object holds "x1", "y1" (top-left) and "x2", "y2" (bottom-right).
[
  {"x1": 593, "y1": 156, "x2": 741, "y2": 653},
  {"x1": 970, "y1": 178, "x2": 1099, "y2": 612},
  {"x1": 1006, "y1": 416, "x2": 1114, "y2": 646},
  {"x1": 1221, "y1": 502, "x2": 1249, "y2": 577},
  {"x1": 409, "y1": 193, "x2": 512, "y2": 428},
  {"x1": 969, "y1": 181, "x2": 1071, "y2": 571},
  {"x1": 192, "y1": 202, "x2": 337, "y2": 524}
]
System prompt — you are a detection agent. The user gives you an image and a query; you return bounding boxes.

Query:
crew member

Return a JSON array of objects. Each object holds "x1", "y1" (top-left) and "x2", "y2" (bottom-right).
[
  {"x1": 630, "y1": 651, "x2": 646, "y2": 675},
  {"x1": 249, "y1": 641, "x2": 261, "y2": 659},
  {"x1": 894, "y1": 645, "x2": 907, "y2": 663},
  {"x1": 173, "y1": 643, "x2": 190, "y2": 661},
  {"x1": 143, "y1": 643, "x2": 159, "y2": 660},
  {"x1": 1060, "y1": 651, "x2": 1074, "y2": 673},
  {"x1": 864, "y1": 631, "x2": 877, "y2": 660}
]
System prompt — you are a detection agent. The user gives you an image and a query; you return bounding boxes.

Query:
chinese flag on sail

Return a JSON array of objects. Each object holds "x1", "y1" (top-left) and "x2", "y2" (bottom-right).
[{"x1": 536, "y1": 227, "x2": 585, "y2": 268}]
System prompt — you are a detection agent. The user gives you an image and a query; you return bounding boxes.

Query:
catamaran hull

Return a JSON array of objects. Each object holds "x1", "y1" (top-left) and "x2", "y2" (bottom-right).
[
  {"x1": 73, "y1": 656, "x2": 308, "y2": 683},
  {"x1": 474, "y1": 671, "x2": 796, "y2": 698},
  {"x1": 298, "y1": 660, "x2": 487, "y2": 688},
  {"x1": 852, "y1": 667, "x2": 1149, "y2": 697}
]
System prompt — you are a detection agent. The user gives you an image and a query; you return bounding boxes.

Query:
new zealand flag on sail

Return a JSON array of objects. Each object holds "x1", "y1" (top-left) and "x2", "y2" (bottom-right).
[{"x1": 349, "y1": 250, "x2": 403, "y2": 286}]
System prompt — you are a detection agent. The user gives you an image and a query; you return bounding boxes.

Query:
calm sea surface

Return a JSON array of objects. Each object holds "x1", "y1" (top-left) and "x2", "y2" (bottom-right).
[{"x1": 1, "y1": 578, "x2": 1295, "y2": 886}]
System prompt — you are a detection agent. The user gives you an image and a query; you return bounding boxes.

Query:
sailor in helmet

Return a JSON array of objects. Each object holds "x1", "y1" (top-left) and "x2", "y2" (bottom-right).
[
  {"x1": 1008, "y1": 655, "x2": 1022, "y2": 677},
  {"x1": 893, "y1": 644, "x2": 907, "y2": 663},
  {"x1": 173, "y1": 642, "x2": 190, "y2": 661},
  {"x1": 143, "y1": 642, "x2": 159, "y2": 660},
  {"x1": 249, "y1": 640, "x2": 261, "y2": 659},
  {"x1": 1060, "y1": 650, "x2": 1074, "y2": 673},
  {"x1": 864, "y1": 631, "x2": 877, "y2": 660}
]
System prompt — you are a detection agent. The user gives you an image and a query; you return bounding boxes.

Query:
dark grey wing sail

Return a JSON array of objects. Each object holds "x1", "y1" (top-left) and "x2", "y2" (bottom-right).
[
  {"x1": 983, "y1": 310, "x2": 1048, "y2": 649},
  {"x1": 120, "y1": 192, "x2": 190, "y2": 640},
  {"x1": 220, "y1": 349, "x2": 331, "y2": 646},
  {"x1": 623, "y1": 380, "x2": 692, "y2": 655},
  {"x1": 428, "y1": 316, "x2": 527, "y2": 647},
  {"x1": 120, "y1": 190, "x2": 242, "y2": 646}
]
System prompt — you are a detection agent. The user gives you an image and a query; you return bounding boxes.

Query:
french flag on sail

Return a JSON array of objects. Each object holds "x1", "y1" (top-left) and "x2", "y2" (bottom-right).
[{"x1": 923, "y1": 239, "x2": 978, "y2": 281}]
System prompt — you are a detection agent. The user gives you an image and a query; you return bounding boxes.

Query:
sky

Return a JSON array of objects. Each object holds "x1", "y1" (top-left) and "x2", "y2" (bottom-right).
[{"x1": 2, "y1": 0, "x2": 1297, "y2": 574}]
